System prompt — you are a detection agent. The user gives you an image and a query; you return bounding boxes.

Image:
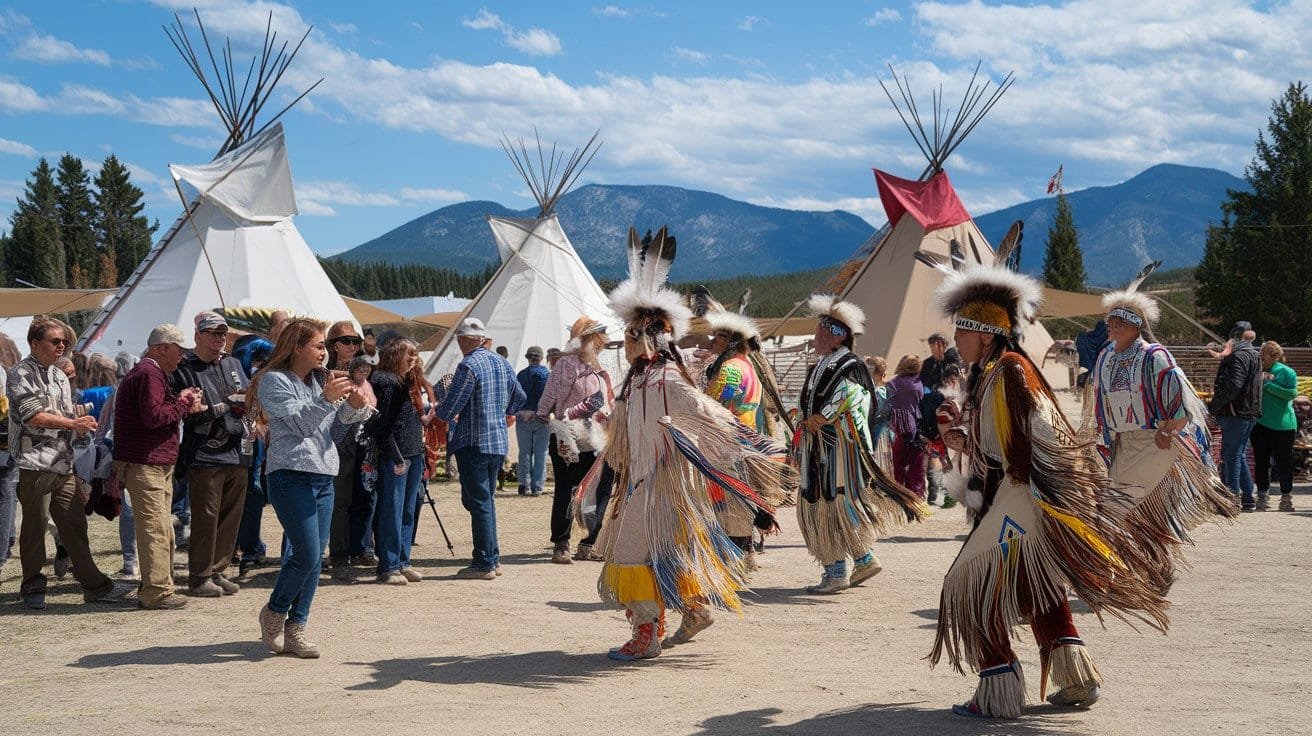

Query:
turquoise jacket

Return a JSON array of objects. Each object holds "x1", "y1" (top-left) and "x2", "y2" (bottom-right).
[{"x1": 1258, "y1": 361, "x2": 1297, "y2": 431}]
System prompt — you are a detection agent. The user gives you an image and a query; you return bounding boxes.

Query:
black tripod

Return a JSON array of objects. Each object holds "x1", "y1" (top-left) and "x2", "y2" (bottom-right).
[{"x1": 421, "y1": 483, "x2": 456, "y2": 556}]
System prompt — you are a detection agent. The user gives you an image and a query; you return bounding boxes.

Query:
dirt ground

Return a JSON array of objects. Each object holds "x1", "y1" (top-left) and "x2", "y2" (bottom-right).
[{"x1": 3, "y1": 398, "x2": 1310, "y2": 735}]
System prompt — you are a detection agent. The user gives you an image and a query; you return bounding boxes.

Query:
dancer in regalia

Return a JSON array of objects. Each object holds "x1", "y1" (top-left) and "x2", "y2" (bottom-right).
[
  {"x1": 929, "y1": 264, "x2": 1169, "y2": 718},
  {"x1": 585, "y1": 227, "x2": 789, "y2": 660},
  {"x1": 794, "y1": 296, "x2": 925, "y2": 595},
  {"x1": 1089, "y1": 268, "x2": 1238, "y2": 592}
]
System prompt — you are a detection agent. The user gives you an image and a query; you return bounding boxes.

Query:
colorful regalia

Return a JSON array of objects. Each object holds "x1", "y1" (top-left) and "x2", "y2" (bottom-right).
[
  {"x1": 929, "y1": 264, "x2": 1169, "y2": 719},
  {"x1": 1089, "y1": 286, "x2": 1238, "y2": 592},
  {"x1": 869, "y1": 382, "x2": 897, "y2": 472},
  {"x1": 793, "y1": 295, "x2": 925, "y2": 594},
  {"x1": 579, "y1": 227, "x2": 791, "y2": 661}
]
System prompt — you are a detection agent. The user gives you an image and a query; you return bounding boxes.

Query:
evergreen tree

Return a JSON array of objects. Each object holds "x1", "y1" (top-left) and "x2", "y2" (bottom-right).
[
  {"x1": 0, "y1": 231, "x2": 8, "y2": 287},
  {"x1": 1041, "y1": 190, "x2": 1085, "y2": 291},
  {"x1": 56, "y1": 154, "x2": 98, "y2": 288},
  {"x1": 94, "y1": 154, "x2": 157, "y2": 285},
  {"x1": 1197, "y1": 82, "x2": 1312, "y2": 343},
  {"x1": 7, "y1": 158, "x2": 67, "y2": 288}
]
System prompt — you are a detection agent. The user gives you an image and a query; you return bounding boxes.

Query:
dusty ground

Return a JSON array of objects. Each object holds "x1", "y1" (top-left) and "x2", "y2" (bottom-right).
[{"x1": 2, "y1": 397, "x2": 1309, "y2": 735}]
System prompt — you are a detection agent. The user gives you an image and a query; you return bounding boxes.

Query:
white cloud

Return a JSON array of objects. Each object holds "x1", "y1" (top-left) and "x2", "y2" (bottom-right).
[
  {"x1": 0, "y1": 76, "x2": 46, "y2": 112},
  {"x1": 170, "y1": 133, "x2": 223, "y2": 151},
  {"x1": 328, "y1": 21, "x2": 357, "y2": 35},
  {"x1": 463, "y1": 10, "x2": 562, "y2": 56},
  {"x1": 0, "y1": 138, "x2": 37, "y2": 157},
  {"x1": 865, "y1": 9, "x2": 902, "y2": 26},
  {"x1": 299, "y1": 181, "x2": 401, "y2": 208},
  {"x1": 738, "y1": 16, "x2": 767, "y2": 31},
  {"x1": 593, "y1": 6, "x2": 631, "y2": 18},
  {"x1": 672, "y1": 47, "x2": 710, "y2": 65},
  {"x1": 400, "y1": 187, "x2": 469, "y2": 204},
  {"x1": 13, "y1": 33, "x2": 112, "y2": 66},
  {"x1": 407, "y1": 21, "x2": 424, "y2": 32},
  {"x1": 297, "y1": 200, "x2": 338, "y2": 217}
]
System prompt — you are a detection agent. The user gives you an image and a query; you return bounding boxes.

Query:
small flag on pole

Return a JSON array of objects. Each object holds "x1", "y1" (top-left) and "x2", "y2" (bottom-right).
[{"x1": 1046, "y1": 164, "x2": 1064, "y2": 194}]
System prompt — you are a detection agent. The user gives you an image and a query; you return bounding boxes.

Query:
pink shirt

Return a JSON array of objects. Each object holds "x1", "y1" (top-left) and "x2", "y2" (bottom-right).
[{"x1": 536, "y1": 353, "x2": 608, "y2": 420}]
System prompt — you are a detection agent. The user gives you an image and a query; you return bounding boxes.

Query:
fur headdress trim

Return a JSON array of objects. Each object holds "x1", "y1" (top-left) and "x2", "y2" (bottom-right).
[
  {"x1": 934, "y1": 265, "x2": 1043, "y2": 338},
  {"x1": 608, "y1": 278, "x2": 692, "y2": 340},
  {"x1": 1101, "y1": 290, "x2": 1159, "y2": 327},
  {"x1": 805, "y1": 294, "x2": 866, "y2": 335},
  {"x1": 701, "y1": 310, "x2": 760, "y2": 341}
]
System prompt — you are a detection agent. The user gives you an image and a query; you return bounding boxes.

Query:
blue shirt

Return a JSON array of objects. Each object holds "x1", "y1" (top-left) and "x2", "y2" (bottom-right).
[
  {"x1": 516, "y1": 364, "x2": 550, "y2": 412},
  {"x1": 436, "y1": 347, "x2": 526, "y2": 456},
  {"x1": 257, "y1": 370, "x2": 372, "y2": 476}
]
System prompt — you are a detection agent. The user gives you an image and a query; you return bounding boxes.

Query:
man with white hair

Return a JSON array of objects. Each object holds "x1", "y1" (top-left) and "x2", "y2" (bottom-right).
[
  {"x1": 114, "y1": 324, "x2": 206, "y2": 609},
  {"x1": 435, "y1": 318, "x2": 525, "y2": 580}
]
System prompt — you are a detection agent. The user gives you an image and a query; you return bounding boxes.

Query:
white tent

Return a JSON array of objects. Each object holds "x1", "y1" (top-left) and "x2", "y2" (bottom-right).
[
  {"x1": 77, "y1": 124, "x2": 355, "y2": 355},
  {"x1": 423, "y1": 212, "x2": 622, "y2": 379}
]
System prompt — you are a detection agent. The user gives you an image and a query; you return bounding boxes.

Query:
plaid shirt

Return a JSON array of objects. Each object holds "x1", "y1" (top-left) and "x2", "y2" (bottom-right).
[{"x1": 436, "y1": 347, "x2": 525, "y2": 455}]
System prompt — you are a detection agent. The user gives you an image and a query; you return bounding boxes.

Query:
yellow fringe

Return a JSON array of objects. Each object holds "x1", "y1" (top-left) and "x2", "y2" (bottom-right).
[
  {"x1": 600, "y1": 563, "x2": 661, "y2": 607},
  {"x1": 1037, "y1": 499, "x2": 1126, "y2": 570}
]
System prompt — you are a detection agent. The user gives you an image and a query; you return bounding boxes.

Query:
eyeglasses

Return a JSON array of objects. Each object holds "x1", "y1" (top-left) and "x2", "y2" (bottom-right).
[
  {"x1": 46, "y1": 338, "x2": 70, "y2": 347},
  {"x1": 333, "y1": 336, "x2": 363, "y2": 346}
]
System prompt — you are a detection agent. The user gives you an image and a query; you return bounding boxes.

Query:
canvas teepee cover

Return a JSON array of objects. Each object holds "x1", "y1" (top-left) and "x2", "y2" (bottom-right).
[
  {"x1": 839, "y1": 169, "x2": 1056, "y2": 371},
  {"x1": 423, "y1": 212, "x2": 622, "y2": 380},
  {"x1": 78, "y1": 124, "x2": 355, "y2": 355}
]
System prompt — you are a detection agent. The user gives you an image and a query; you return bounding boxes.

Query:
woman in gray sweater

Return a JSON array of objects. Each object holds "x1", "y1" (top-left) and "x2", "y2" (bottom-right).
[{"x1": 251, "y1": 318, "x2": 372, "y2": 658}]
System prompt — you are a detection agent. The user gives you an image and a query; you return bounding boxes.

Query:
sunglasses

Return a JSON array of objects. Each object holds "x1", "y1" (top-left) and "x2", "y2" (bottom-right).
[
  {"x1": 47, "y1": 337, "x2": 70, "y2": 347},
  {"x1": 333, "y1": 336, "x2": 364, "y2": 346},
  {"x1": 820, "y1": 320, "x2": 848, "y2": 338}
]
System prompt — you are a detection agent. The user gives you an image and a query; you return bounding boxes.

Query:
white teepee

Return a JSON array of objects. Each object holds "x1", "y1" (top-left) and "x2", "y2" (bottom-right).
[
  {"x1": 77, "y1": 12, "x2": 348, "y2": 355},
  {"x1": 78, "y1": 125, "x2": 354, "y2": 355},
  {"x1": 424, "y1": 133, "x2": 622, "y2": 380}
]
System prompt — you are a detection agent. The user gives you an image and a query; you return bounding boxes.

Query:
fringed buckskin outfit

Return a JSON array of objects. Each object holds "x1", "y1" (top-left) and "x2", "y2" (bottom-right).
[
  {"x1": 794, "y1": 296, "x2": 925, "y2": 593},
  {"x1": 930, "y1": 265, "x2": 1169, "y2": 719},
  {"x1": 580, "y1": 228, "x2": 789, "y2": 661},
  {"x1": 1089, "y1": 288, "x2": 1237, "y2": 593}
]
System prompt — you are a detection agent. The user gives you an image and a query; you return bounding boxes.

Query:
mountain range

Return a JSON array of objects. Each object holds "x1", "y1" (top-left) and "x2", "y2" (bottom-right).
[
  {"x1": 335, "y1": 164, "x2": 1247, "y2": 287},
  {"x1": 337, "y1": 184, "x2": 872, "y2": 281}
]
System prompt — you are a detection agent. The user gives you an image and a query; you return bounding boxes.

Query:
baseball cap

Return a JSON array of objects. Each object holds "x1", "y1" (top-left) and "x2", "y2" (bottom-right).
[
  {"x1": 525, "y1": 345, "x2": 544, "y2": 359},
  {"x1": 455, "y1": 318, "x2": 488, "y2": 338},
  {"x1": 148, "y1": 324, "x2": 194, "y2": 350},
  {"x1": 194, "y1": 310, "x2": 228, "y2": 332}
]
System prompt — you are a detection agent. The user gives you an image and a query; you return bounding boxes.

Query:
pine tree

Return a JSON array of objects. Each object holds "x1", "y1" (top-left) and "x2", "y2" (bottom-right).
[
  {"x1": 1041, "y1": 190, "x2": 1085, "y2": 291},
  {"x1": 56, "y1": 154, "x2": 98, "y2": 288},
  {"x1": 7, "y1": 158, "x2": 67, "y2": 288},
  {"x1": 1198, "y1": 81, "x2": 1312, "y2": 343},
  {"x1": 94, "y1": 154, "x2": 157, "y2": 285}
]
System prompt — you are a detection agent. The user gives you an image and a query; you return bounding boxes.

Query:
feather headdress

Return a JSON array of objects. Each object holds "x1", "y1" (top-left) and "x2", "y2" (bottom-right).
[
  {"x1": 805, "y1": 294, "x2": 866, "y2": 335},
  {"x1": 608, "y1": 226, "x2": 692, "y2": 339},
  {"x1": 1101, "y1": 260, "x2": 1162, "y2": 330},
  {"x1": 934, "y1": 264, "x2": 1042, "y2": 339},
  {"x1": 702, "y1": 310, "x2": 760, "y2": 341}
]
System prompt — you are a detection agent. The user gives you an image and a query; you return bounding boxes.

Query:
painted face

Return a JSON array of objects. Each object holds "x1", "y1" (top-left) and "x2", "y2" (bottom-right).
[{"x1": 813, "y1": 318, "x2": 847, "y2": 354}]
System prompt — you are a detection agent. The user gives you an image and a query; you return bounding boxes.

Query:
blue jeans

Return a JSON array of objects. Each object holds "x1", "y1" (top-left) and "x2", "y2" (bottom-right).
[
  {"x1": 515, "y1": 420, "x2": 551, "y2": 491},
  {"x1": 1217, "y1": 416, "x2": 1256, "y2": 498},
  {"x1": 454, "y1": 447, "x2": 502, "y2": 571},
  {"x1": 236, "y1": 464, "x2": 268, "y2": 559},
  {"x1": 266, "y1": 469, "x2": 333, "y2": 626},
  {"x1": 375, "y1": 454, "x2": 423, "y2": 575},
  {"x1": 171, "y1": 473, "x2": 190, "y2": 525},
  {"x1": 0, "y1": 463, "x2": 17, "y2": 567},
  {"x1": 348, "y1": 469, "x2": 376, "y2": 557},
  {"x1": 119, "y1": 487, "x2": 137, "y2": 571}
]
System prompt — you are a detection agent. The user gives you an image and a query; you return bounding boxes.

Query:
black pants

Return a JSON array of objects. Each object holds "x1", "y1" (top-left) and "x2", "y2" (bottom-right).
[
  {"x1": 1251, "y1": 423, "x2": 1295, "y2": 495},
  {"x1": 549, "y1": 444, "x2": 597, "y2": 546},
  {"x1": 579, "y1": 463, "x2": 615, "y2": 547}
]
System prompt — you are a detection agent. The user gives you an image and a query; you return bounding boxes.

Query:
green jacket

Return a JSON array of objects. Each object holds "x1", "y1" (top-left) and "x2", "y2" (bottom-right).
[{"x1": 1258, "y1": 361, "x2": 1297, "y2": 431}]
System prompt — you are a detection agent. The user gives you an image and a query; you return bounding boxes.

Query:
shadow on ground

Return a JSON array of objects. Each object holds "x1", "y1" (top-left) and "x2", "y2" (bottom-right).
[
  {"x1": 70, "y1": 641, "x2": 263, "y2": 668},
  {"x1": 691, "y1": 703, "x2": 1082, "y2": 735},
  {"x1": 344, "y1": 649, "x2": 712, "y2": 691},
  {"x1": 743, "y1": 586, "x2": 843, "y2": 607}
]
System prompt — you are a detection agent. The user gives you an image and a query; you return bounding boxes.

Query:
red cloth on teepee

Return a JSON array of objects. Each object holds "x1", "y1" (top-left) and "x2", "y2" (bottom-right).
[{"x1": 873, "y1": 169, "x2": 972, "y2": 231}]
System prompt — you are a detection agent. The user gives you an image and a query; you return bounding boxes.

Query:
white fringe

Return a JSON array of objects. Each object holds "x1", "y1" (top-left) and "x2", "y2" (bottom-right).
[
  {"x1": 974, "y1": 662, "x2": 1027, "y2": 719},
  {"x1": 1049, "y1": 643, "x2": 1102, "y2": 691}
]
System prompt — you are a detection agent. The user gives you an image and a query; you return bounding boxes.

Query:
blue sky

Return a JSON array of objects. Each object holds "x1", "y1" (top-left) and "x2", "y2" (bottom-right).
[{"x1": 0, "y1": 1, "x2": 1305, "y2": 258}]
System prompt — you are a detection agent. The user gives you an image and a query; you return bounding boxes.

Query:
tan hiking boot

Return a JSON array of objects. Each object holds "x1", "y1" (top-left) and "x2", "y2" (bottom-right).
[
  {"x1": 1279, "y1": 494, "x2": 1295, "y2": 512},
  {"x1": 259, "y1": 604, "x2": 285, "y2": 653},
  {"x1": 662, "y1": 607, "x2": 715, "y2": 647},
  {"x1": 283, "y1": 622, "x2": 320, "y2": 659}
]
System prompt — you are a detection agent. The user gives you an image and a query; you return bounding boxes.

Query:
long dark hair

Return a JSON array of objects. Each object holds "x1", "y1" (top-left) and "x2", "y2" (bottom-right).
[{"x1": 249, "y1": 318, "x2": 329, "y2": 426}]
